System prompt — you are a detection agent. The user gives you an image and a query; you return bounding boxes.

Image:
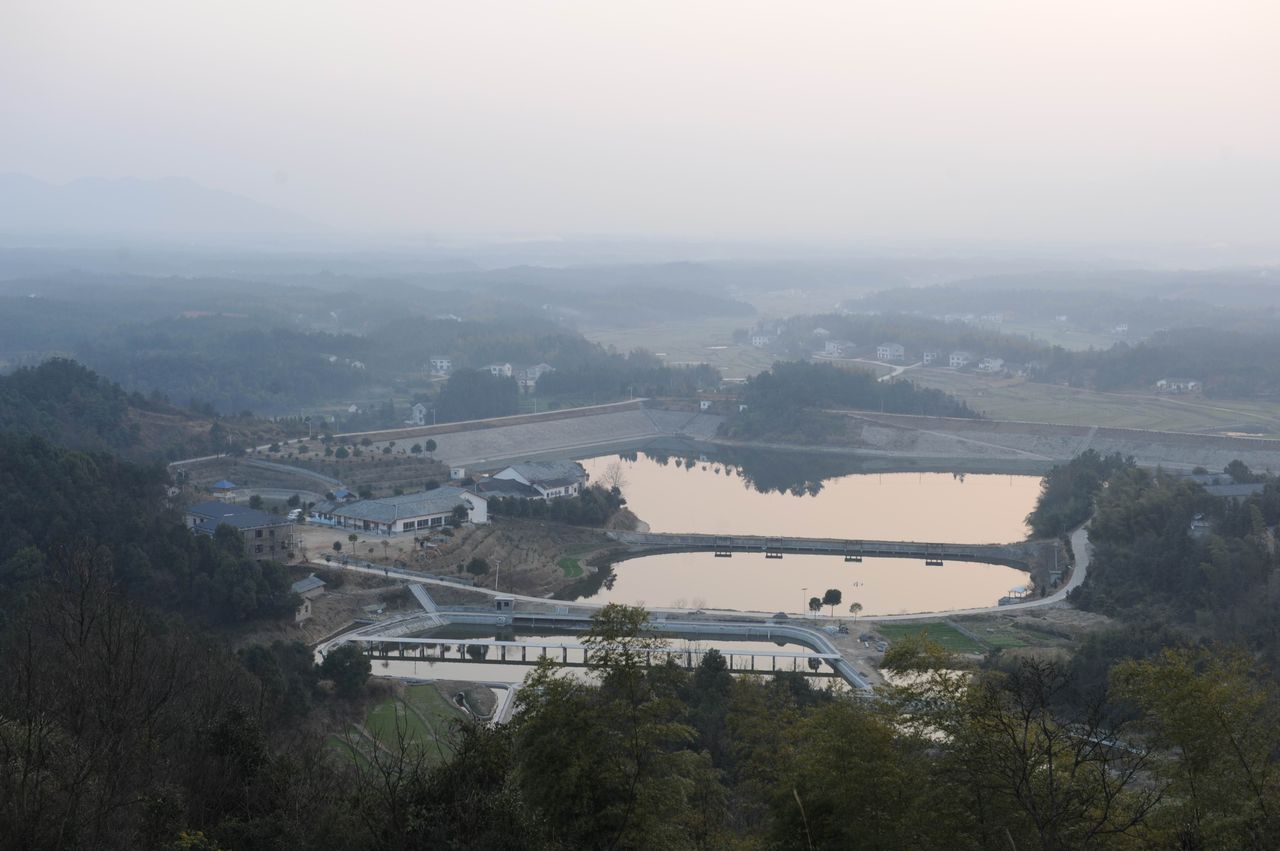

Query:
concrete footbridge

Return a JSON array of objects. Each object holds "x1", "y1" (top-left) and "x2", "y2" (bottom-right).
[{"x1": 607, "y1": 531, "x2": 1027, "y2": 568}]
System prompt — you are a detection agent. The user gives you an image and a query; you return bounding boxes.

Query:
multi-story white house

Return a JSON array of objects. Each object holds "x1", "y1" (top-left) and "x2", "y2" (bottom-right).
[
  {"x1": 428, "y1": 356, "x2": 452, "y2": 375},
  {"x1": 486, "y1": 362, "x2": 514, "y2": 378},
  {"x1": 949, "y1": 351, "x2": 973, "y2": 369},
  {"x1": 514, "y1": 363, "x2": 554, "y2": 393},
  {"x1": 876, "y1": 343, "x2": 905, "y2": 363},
  {"x1": 978, "y1": 357, "x2": 1005, "y2": 373}
]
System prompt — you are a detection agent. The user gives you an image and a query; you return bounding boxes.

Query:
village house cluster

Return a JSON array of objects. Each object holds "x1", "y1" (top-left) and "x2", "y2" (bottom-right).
[{"x1": 304, "y1": 460, "x2": 589, "y2": 536}]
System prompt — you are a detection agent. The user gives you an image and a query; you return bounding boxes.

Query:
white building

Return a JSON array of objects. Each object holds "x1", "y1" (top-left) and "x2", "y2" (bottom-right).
[
  {"x1": 750, "y1": 335, "x2": 771, "y2": 348},
  {"x1": 308, "y1": 487, "x2": 488, "y2": 535},
  {"x1": 823, "y1": 340, "x2": 856, "y2": 357},
  {"x1": 514, "y1": 363, "x2": 554, "y2": 393},
  {"x1": 408, "y1": 402, "x2": 429, "y2": 425},
  {"x1": 429, "y1": 356, "x2": 452, "y2": 375},
  {"x1": 486, "y1": 362, "x2": 513, "y2": 378},
  {"x1": 922, "y1": 350, "x2": 941, "y2": 365},
  {"x1": 291, "y1": 574, "x2": 326, "y2": 624},
  {"x1": 876, "y1": 342, "x2": 905, "y2": 362},
  {"x1": 977, "y1": 357, "x2": 1005, "y2": 373},
  {"x1": 949, "y1": 351, "x2": 973, "y2": 369},
  {"x1": 1156, "y1": 378, "x2": 1201, "y2": 394},
  {"x1": 491, "y1": 460, "x2": 588, "y2": 500}
]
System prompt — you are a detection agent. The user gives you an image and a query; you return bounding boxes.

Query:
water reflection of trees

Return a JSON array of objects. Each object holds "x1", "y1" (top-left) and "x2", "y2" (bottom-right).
[{"x1": 628, "y1": 448, "x2": 872, "y2": 497}]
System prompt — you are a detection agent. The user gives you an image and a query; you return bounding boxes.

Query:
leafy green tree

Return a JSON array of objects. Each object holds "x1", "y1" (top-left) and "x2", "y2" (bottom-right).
[
  {"x1": 436, "y1": 369, "x2": 518, "y2": 422},
  {"x1": 808, "y1": 596, "x2": 822, "y2": 617},
  {"x1": 822, "y1": 587, "x2": 842, "y2": 616},
  {"x1": 320, "y1": 644, "x2": 371, "y2": 699},
  {"x1": 248, "y1": 494, "x2": 263, "y2": 509},
  {"x1": 1113, "y1": 648, "x2": 1280, "y2": 847}
]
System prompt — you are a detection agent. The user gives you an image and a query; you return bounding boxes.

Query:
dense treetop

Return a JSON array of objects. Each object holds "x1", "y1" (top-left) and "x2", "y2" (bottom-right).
[{"x1": 723, "y1": 360, "x2": 978, "y2": 442}]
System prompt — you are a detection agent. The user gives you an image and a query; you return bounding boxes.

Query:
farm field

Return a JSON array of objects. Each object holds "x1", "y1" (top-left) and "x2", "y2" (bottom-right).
[
  {"x1": 583, "y1": 317, "x2": 777, "y2": 381},
  {"x1": 874, "y1": 622, "x2": 985, "y2": 654},
  {"x1": 907, "y1": 368, "x2": 1280, "y2": 436}
]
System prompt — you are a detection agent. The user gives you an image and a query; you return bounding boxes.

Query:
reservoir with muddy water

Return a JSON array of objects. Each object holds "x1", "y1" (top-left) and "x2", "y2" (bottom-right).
[{"x1": 574, "y1": 451, "x2": 1043, "y2": 616}]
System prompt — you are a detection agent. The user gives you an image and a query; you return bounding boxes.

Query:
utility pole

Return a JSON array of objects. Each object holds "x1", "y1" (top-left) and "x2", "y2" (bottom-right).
[{"x1": 495, "y1": 558, "x2": 502, "y2": 594}]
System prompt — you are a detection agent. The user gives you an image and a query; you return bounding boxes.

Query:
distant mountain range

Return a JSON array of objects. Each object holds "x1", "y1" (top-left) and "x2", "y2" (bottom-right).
[{"x1": 0, "y1": 174, "x2": 318, "y2": 236}]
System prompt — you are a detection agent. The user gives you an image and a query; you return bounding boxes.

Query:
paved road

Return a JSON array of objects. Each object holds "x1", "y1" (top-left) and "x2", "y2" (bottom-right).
[{"x1": 859, "y1": 523, "x2": 1090, "y2": 622}]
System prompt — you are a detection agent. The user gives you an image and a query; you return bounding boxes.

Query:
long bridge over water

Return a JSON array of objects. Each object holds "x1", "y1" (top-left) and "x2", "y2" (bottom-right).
[{"x1": 607, "y1": 531, "x2": 1027, "y2": 568}]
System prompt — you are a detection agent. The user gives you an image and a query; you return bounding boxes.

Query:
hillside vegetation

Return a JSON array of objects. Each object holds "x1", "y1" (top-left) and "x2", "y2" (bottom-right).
[{"x1": 722, "y1": 360, "x2": 978, "y2": 442}]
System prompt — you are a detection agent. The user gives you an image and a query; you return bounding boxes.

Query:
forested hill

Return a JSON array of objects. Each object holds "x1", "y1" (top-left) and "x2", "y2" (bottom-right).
[
  {"x1": 723, "y1": 360, "x2": 978, "y2": 442},
  {"x1": 0, "y1": 431, "x2": 295, "y2": 623},
  {"x1": 0, "y1": 358, "x2": 141, "y2": 452}
]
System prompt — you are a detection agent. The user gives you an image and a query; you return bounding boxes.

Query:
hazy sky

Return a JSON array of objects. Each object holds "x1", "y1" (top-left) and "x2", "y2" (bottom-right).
[{"x1": 3, "y1": 1, "x2": 1278, "y2": 244}]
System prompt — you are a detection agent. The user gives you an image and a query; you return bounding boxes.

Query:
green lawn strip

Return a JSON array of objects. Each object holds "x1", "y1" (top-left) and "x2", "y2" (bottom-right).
[
  {"x1": 981, "y1": 633, "x2": 1029, "y2": 649},
  {"x1": 365, "y1": 697, "x2": 432, "y2": 748},
  {"x1": 558, "y1": 557, "x2": 584, "y2": 578},
  {"x1": 325, "y1": 733, "x2": 373, "y2": 769},
  {"x1": 875, "y1": 621, "x2": 985, "y2": 654}
]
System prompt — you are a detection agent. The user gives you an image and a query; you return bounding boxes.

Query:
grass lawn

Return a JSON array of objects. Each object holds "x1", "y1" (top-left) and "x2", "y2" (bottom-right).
[
  {"x1": 558, "y1": 557, "x2": 584, "y2": 578},
  {"x1": 334, "y1": 683, "x2": 471, "y2": 769},
  {"x1": 875, "y1": 621, "x2": 985, "y2": 654},
  {"x1": 366, "y1": 696, "x2": 433, "y2": 747}
]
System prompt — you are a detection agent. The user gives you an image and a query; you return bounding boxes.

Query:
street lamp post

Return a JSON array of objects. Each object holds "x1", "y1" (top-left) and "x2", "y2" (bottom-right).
[{"x1": 801, "y1": 586, "x2": 807, "y2": 618}]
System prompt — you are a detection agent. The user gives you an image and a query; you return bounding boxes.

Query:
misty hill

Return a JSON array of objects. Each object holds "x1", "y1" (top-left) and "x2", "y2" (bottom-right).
[
  {"x1": 0, "y1": 174, "x2": 316, "y2": 237},
  {"x1": 0, "y1": 358, "x2": 140, "y2": 452}
]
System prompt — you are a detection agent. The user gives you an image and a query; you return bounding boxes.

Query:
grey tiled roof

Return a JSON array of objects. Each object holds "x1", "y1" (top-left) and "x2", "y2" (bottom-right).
[
  {"x1": 318, "y1": 487, "x2": 479, "y2": 524},
  {"x1": 504, "y1": 460, "x2": 587, "y2": 484},
  {"x1": 475, "y1": 479, "x2": 541, "y2": 499},
  {"x1": 291, "y1": 574, "x2": 326, "y2": 594},
  {"x1": 187, "y1": 501, "x2": 289, "y2": 533}
]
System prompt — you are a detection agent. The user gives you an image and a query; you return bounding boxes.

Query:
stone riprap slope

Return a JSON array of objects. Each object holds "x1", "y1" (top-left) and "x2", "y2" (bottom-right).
[
  {"x1": 427, "y1": 408, "x2": 723, "y2": 469},
  {"x1": 842, "y1": 412, "x2": 1280, "y2": 471}
]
